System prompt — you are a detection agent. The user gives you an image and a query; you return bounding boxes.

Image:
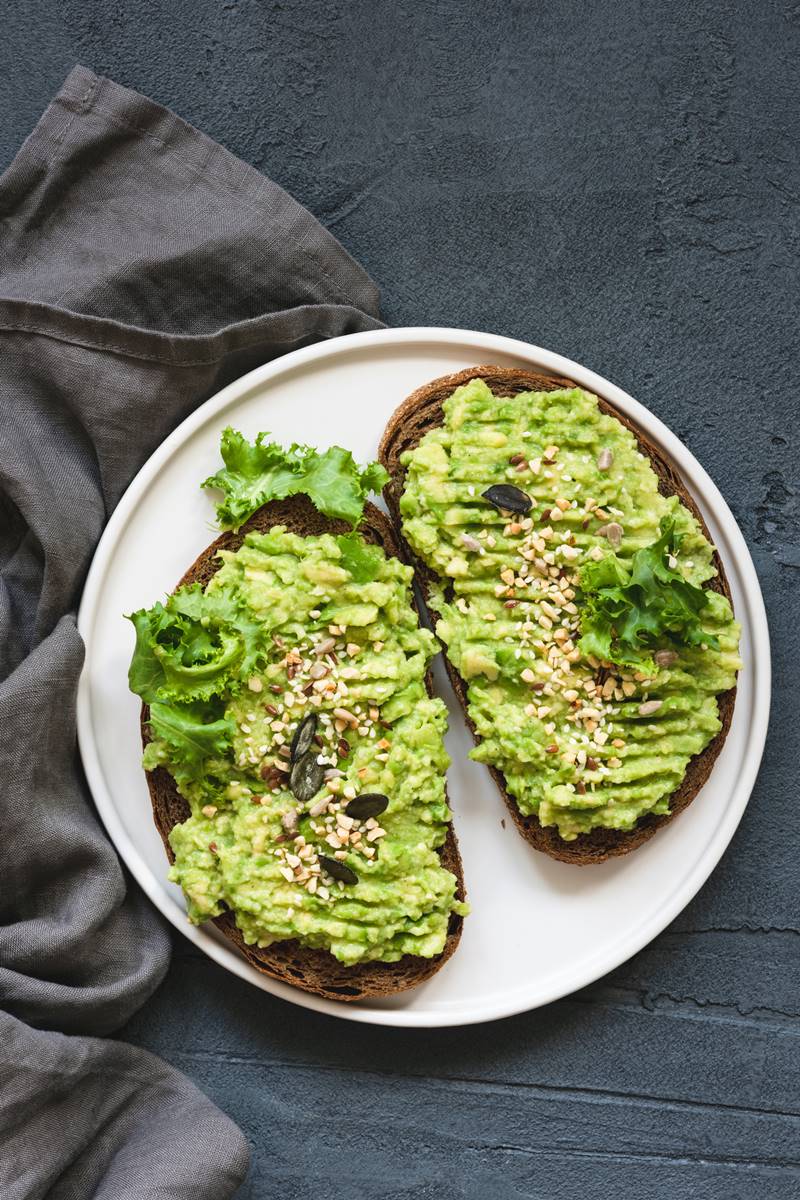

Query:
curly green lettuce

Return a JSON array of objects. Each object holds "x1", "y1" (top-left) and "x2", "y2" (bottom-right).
[
  {"x1": 128, "y1": 584, "x2": 265, "y2": 704},
  {"x1": 145, "y1": 701, "x2": 233, "y2": 788},
  {"x1": 127, "y1": 583, "x2": 270, "y2": 790},
  {"x1": 577, "y1": 516, "x2": 719, "y2": 671},
  {"x1": 202, "y1": 428, "x2": 388, "y2": 531}
]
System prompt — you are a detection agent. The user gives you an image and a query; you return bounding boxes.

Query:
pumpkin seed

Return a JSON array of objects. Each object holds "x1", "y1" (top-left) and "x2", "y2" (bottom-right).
[
  {"x1": 345, "y1": 793, "x2": 389, "y2": 820},
  {"x1": 481, "y1": 484, "x2": 532, "y2": 514},
  {"x1": 290, "y1": 713, "x2": 317, "y2": 762},
  {"x1": 318, "y1": 855, "x2": 358, "y2": 885},
  {"x1": 290, "y1": 751, "x2": 325, "y2": 802}
]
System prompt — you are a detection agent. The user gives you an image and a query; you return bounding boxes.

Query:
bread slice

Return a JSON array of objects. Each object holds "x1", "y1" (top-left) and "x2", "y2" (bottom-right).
[
  {"x1": 379, "y1": 365, "x2": 737, "y2": 865},
  {"x1": 141, "y1": 494, "x2": 465, "y2": 1001}
]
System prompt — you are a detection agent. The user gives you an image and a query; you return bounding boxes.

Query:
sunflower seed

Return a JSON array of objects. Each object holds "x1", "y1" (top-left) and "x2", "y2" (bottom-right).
[
  {"x1": 597, "y1": 521, "x2": 623, "y2": 547},
  {"x1": 638, "y1": 699, "x2": 663, "y2": 716},
  {"x1": 482, "y1": 484, "x2": 532, "y2": 514},
  {"x1": 308, "y1": 795, "x2": 331, "y2": 818},
  {"x1": 597, "y1": 448, "x2": 614, "y2": 470}
]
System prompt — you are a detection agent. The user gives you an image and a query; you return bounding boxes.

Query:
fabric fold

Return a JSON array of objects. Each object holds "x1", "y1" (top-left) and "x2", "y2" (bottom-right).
[{"x1": 0, "y1": 65, "x2": 383, "y2": 1198}]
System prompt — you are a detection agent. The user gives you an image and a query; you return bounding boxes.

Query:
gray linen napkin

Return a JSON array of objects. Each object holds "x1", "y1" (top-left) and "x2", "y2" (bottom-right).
[{"x1": 0, "y1": 65, "x2": 382, "y2": 1198}]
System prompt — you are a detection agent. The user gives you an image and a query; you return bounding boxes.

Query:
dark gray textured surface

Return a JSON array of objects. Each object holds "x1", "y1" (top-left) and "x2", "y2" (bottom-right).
[{"x1": 2, "y1": 3, "x2": 796, "y2": 1197}]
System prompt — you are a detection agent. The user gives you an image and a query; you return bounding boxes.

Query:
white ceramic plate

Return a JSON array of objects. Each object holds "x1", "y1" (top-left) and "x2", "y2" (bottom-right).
[{"x1": 76, "y1": 328, "x2": 769, "y2": 1027}]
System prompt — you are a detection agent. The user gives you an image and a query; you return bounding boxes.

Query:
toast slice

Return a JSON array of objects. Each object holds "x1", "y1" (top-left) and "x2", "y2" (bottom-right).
[
  {"x1": 379, "y1": 365, "x2": 737, "y2": 865},
  {"x1": 141, "y1": 494, "x2": 465, "y2": 1000}
]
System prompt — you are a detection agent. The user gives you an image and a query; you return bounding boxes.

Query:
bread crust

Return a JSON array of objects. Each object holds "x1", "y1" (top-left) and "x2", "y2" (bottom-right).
[
  {"x1": 378, "y1": 365, "x2": 737, "y2": 864},
  {"x1": 141, "y1": 494, "x2": 465, "y2": 1000}
]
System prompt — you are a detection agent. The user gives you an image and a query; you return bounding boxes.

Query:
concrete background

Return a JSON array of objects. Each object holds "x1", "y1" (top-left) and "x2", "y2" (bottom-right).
[{"x1": 2, "y1": 2, "x2": 797, "y2": 1196}]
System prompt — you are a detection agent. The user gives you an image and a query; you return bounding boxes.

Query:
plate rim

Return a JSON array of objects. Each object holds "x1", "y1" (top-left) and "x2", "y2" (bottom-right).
[{"x1": 76, "y1": 325, "x2": 771, "y2": 1027}]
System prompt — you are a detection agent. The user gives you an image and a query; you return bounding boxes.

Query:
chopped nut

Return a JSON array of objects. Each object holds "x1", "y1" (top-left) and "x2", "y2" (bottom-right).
[
  {"x1": 201, "y1": 804, "x2": 217, "y2": 818},
  {"x1": 281, "y1": 810, "x2": 299, "y2": 834},
  {"x1": 597, "y1": 521, "x2": 623, "y2": 548},
  {"x1": 597, "y1": 448, "x2": 614, "y2": 470},
  {"x1": 654, "y1": 649, "x2": 679, "y2": 668}
]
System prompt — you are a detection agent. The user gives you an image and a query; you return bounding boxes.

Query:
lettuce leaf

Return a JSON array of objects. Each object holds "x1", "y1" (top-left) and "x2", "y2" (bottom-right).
[
  {"x1": 336, "y1": 532, "x2": 383, "y2": 583},
  {"x1": 202, "y1": 428, "x2": 388, "y2": 530},
  {"x1": 127, "y1": 584, "x2": 266, "y2": 704},
  {"x1": 577, "y1": 517, "x2": 718, "y2": 670},
  {"x1": 148, "y1": 700, "x2": 233, "y2": 787}
]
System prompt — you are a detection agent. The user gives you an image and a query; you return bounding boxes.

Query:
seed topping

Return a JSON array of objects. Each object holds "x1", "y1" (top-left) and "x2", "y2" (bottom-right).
[{"x1": 482, "y1": 484, "x2": 532, "y2": 514}]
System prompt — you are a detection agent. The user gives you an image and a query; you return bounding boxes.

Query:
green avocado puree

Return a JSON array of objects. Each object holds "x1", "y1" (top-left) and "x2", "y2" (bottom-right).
[
  {"x1": 138, "y1": 527, "x2": 466, "y2": 964},
  {"x1": 399, "y1": 379, "x2": 741, "y2": 840}
]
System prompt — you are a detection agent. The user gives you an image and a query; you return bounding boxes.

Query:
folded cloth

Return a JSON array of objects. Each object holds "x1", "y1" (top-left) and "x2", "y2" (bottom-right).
[{"x1": 0, "y1": 65, "x2": 383, "y2": 1199}]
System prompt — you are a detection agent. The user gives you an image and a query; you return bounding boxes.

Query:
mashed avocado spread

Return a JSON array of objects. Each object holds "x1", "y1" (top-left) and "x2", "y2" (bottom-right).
[
  {"x1": 130, "y1": 527, "x2": 466, "y2": 964},
  {"x1": 399, "y1": 379, "x2": 741, "y2": 840}
]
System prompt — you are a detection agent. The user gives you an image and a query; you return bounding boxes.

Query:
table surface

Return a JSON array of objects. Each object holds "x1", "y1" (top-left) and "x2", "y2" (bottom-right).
[{"x1": 3, "y1": 3, "x2": 796, "y2": 1197}]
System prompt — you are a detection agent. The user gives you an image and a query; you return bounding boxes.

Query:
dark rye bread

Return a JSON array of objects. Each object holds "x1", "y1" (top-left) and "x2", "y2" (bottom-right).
[
  {"x1": 379, "y1": 365, "x2": 737, "y2": 865},
  {"x1": 141, "y1": 494, "x2": 465, "y2": 1001}
]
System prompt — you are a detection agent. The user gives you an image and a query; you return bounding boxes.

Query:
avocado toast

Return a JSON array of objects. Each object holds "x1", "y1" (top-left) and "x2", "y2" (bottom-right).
[
  {"x1": 379, "y1": 365, "x2": 741, "y2": 864},
  {"x1": 132, "y1": 494, "x2": 466, "y2": 1001}
]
